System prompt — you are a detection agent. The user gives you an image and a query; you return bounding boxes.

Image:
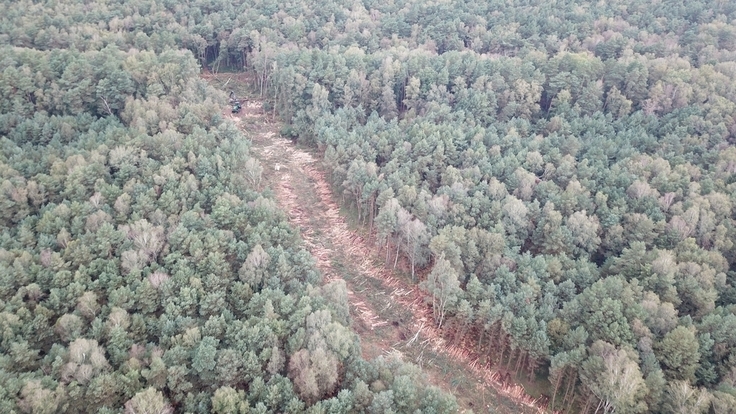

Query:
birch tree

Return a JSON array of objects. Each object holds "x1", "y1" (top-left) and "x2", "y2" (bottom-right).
[{"x1": 421, "y1": 255, "x2": 461, "y2": 329}]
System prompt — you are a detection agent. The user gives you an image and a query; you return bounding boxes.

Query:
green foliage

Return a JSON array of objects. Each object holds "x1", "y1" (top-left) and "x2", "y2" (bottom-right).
[
  {"x1": 0, "y1": 7, "x2": 457, "y2": 412},
  {"x1": 4, "y1": 0, "x2": 736, "y2": 411},
  {"x1": 655, "y1": 326, "x2": 702, "y2": 383},
  {"x1": 124, "y1": 387, "x2": 173, "y2": 414}
]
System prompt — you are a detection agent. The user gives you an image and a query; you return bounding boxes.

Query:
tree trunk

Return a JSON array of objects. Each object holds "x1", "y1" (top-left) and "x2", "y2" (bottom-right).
[
  {"x1": 550, "y1": 366, "x2": 565, "y2": 412},
  {"x1": 505, "y1": 347, "x2": 516, "y2": 371},
  {"x1": 454, "y1": 318, "x2": 468, "y2": 346},
  {"x1": 563, "y1": 371, "x2": 577, "y2": 413},
  {"x1": 437, "y1": 307, "x2": 445, "y2": 329},
  {"x1": 260, "y1": 53, "x2": 266, "y2": 97},
  {"x1": 565, "y1": 395, "x2": 577, "y2": 414},
  {"x1": 393, "y1": 236, "x2": 400, "y2": 269},
  {"x1": 385, "y1": 238, "x2": 391, "y2": 265},
  {"x1": 367, "y1": 195, "x2": 375, "y2": 245},
  {"x1": 355, "y1": 192, "x2": 362, "y2": 223},
  {"x1": 496, "y1": 330, "x2": 508, "y2": 366},
  {"x1": 497, "y1": 343, "x2": 506, "y2": 369},
  {"x1": 526, "y1": 356, "x2": 538, "y2": 382},
  {"x1": 514, "y1": 350, "x2": 525, "y2": 377}
]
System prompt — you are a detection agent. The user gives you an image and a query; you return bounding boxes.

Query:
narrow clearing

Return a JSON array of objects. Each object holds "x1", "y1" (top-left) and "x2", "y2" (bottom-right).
[{"x1": 217, "y1": 75, "x2": 545, "y2": 414}]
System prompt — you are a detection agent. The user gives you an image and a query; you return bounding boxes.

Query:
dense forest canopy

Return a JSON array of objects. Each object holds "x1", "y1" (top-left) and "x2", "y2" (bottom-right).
[
  {"x1": 2, "y1": 0, "x2": 736, "y2": 413},
  {"x1": 0, "y1": 1, "x2": 460, "y2": 414}
]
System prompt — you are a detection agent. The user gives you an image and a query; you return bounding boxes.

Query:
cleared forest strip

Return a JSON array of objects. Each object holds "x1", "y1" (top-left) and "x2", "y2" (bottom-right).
[
  {"x1": 295, "y1": 150, "x2": 547, "y2": 414},
  {"x1": 238, "y1": 108, "x2": 390, "y2": 333},
  {"x1": 226, "y1": 87, "x2": 546, "y2": 413}
]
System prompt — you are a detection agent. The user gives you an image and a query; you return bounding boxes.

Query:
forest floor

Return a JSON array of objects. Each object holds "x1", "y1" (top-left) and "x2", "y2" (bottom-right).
[{"x1": 205, "y1": 73, "x2": 547, "y2": 414}]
